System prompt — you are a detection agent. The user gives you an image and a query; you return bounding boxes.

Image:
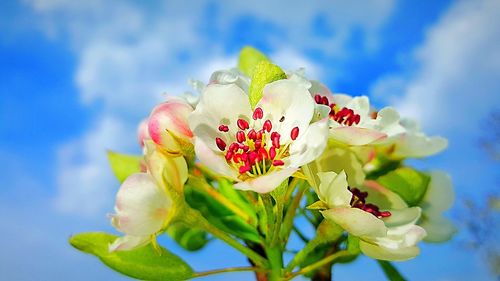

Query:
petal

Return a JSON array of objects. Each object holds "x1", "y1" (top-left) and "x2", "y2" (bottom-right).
[
  {"x1": 113, "y1": 173, "x2": 171, "y2": 236},
  {"x1": 321, "y1": 207, "x2": 387, "y2": 238},
  {"x1": 360, "y1": 180, "x2": 408, "y2": 210},
  {"x1": 393, "y1": 133, "x2": 448, "y2": 158},
  {"x1": 189, "y1": 83, "x2": 252, "y2": 151},
  {"x1": 317, "y1": 171, "x2": 352, "y2": 208},
  {"x1": 330, "y1": 126, "x2": 387, "y2": 146},
  {"x1": 257, "y1": 79, "x2": 315, "y2": 143},
  {"x1": 420, "y1": 215, "x2": 457, "y2": 243},
  {"x1": 288, "y1": 118, "x2": 329, "y2": 167},
  {"x1": 209, "y1": 68, "x2": 251, "y2": 93},
  {"x1": 109, "y1": 235, "x2": 150, "y2": 252},
  {"x1": 194, "y1": 137, "x2": 238, "y2": 179},
  {"x1": 234, "y1": 167, "x2": 297, "y2": 193},
  {"x1": 309, "y1": 147, "x2": 366, "y2": 187},
  {"x1": 382, "y1": 207, "x2": 421, "y2": 228},
  {"x1": 344, "y1": 96, "x2": 370, "y2": 117},
  {"x1": 359, "y1": 240, "x2": 420, "y2": 261},
  {"x1": 421, "y1": 171, "x2": 454, "y2": 212},
  {"x1": 144, "y1": 141, "x2": 188, "y2": 191}
]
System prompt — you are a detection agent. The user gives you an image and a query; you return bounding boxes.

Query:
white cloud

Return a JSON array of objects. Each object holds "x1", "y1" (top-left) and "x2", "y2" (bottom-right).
[{"x1": 371, "y1": 0, "x2": 500, "y2": 134}]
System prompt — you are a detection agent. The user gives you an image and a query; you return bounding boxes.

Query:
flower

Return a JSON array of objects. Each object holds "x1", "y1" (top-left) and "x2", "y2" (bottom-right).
[
  {"x1": 148, "y1": 98, "x2": 194, "y2": 156},
  {"x1": 418, "y1": 171, "x2": 456, "y2": 242},
  {"x1": 109, "y1": 141, "x2": 188, "y2": 251},
  {"x1": 188, "y1": 78, "x2": 329, "y2": 193},
  {"x1": 311, "y1": 87, "x2": 403, "y2": 146},
  {"x1": 313, "y1": 171, "x2": 426, "y2": 261},
  {"x1": 137, "y1": 118, "x2": 150, "y2": 148}
]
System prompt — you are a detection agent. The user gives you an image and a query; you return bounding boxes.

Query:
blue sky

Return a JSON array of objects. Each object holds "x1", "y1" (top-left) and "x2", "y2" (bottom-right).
[{"x1": 0, "y1": 0, "x2": 499, "y2": 280}]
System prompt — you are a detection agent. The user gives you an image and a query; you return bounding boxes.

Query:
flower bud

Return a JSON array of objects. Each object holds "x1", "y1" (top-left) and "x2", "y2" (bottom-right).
[
  {"x1": 137, "y1": 118, "x2": 150, "y2": 148},
  {"x1": 148, "y1": 99, "x2": 194, "y2": 156}
]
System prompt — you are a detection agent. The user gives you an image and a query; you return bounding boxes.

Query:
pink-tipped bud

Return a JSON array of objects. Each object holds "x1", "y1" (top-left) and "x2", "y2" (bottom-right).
[
  {"x1": 148, "y1": 99, "x2": 193, "y2": 149},
  {"x1": 137, "y1": 119, "x2": 150, "y2": 148}
]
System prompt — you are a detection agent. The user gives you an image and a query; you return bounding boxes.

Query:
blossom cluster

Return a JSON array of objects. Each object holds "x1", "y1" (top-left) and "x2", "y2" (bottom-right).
[{"x1": 71, "y1": 47, "x2": 455, "y2": 281}]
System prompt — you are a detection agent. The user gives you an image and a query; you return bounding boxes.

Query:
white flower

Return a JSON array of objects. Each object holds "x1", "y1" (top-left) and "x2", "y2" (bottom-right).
[
  {"x1": 314, "y1": 171, "x2": 426, "y2": 261},
  {"x1": 188, "y1": 79, "x2": 329, "y2": 193},
  {"x1": 418, "y1": 171, "x2": 456, "y2": 242},
  {"x1": 109, "y1": 141, "x2": 188, "y2": 251},
  {"x1": 310, "y1": 86, "x2": 403, "y2": 146}
]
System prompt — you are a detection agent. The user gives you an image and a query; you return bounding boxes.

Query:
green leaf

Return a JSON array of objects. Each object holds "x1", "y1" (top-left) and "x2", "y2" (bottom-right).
[
  {"x1": 70, "y1": 232, "x2": 193, "y2": 281},
  {"x1": 184, "y1": 184, "x2": 261, "y2": 243},
  {"x1": 376, "y1": 167, "x2": 430, "y2": 206},
  {"x1": 377, "y1": 260, "x2": 407, "y2": 281},
  {"x1": 248, "y1": 61, "x2": 287, "y2": 108},
  {"x1": 107, "y1": 151, "x2": 142, "y2": 183},
  {"x1": 217, "y1": 179, "x2": 257, "y2": 223},
  {"x1": 237, "y1": 46, "x2": 270, "y2": 77},
  {"x1": 167, "y1": 223, "x2": 209, "y2": 251}
]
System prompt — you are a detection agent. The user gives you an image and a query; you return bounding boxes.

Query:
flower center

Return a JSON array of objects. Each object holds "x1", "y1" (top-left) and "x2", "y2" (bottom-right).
[
  {"x1": 214, "y1": 107, "x2": 299, "y2": 178},
  {"x1": 314, "y1": 94, "x2": 361, "y2": 126},
  {"x1": 349, "y1": 187, "x2": 391, "y2": 218}
]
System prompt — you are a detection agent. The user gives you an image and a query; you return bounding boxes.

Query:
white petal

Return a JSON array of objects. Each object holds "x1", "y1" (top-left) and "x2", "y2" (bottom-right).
[
  {"x1": 359, "y1": 180, "x2": 408, "y2": 210},
  {"x1": 209, "y1": 68, "x2": 250, "y2": 93},
  {"x1": 289, "y1": 119, "x2": 329, "y2": 167},
  {"x1": 359, "y1": 240, "x2": 420, "y2": 261},
  {"x1": 234, "y1": 167, "x2": 297, "y2": 193},
  {"x1": 189, "y1": 83, "x2": 252, "y2": 151},
  {"x1": 330, "y1": 126, "x2": 387, "y2": 146},
  {"x1": 109, "y1": 235, "x2": 150, "y2": 252},
  {"x1": 194, "y1": 137, "x2": 238, "y2": 179},
  {"x1": 257, "y1": 79, "x2": 315, "y2": 143},
  {"x1": 383, "y1": 207, "x2": 421, "y2": 228},
  {"x1": 393, "y1": 133, "x2": 448, "y2": 158},
  {"x1": 321, "y1": 207, "x2": 387, "y2": 238},
  {"x1": 113, "y1": 173, "x2": 171, "y2": 236},
  {"x1": 420, "y1": 215, "x2": 457, "y2": 243},
  {"x1": 310, "y1": 147, "x2": 366, "y2": 187},
  {"x1": 344, "y1": 96, "x2": 370, "y2": 117},
  {"x1": 421, "y1": 171, "x2": 454, "y2": 212},
  {"x1": 317, "y1": 171, "x2": 352, "y2": 208},
  {"x1": 144, "y1": 141, "x2": 188, "y2": 191}
]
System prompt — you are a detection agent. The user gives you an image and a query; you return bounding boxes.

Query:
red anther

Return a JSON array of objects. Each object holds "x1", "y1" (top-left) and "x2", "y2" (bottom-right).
[
  {"x1": 272, "y1": 159, "x2": 285, "y2": 166},
  {"x1": 353, "y1": 114, "x2": 361, "y2": 124},
  {"x1": 263, "y1": 120, "x2": 272, "y2": 132},
  {"x1": 239, "y1": 165, "x2": 251, "y2": 174},
  {"x1": 314, "y1": 94, "x2": 322, "y2": 104},
  {"x1": 269, "y1": 147, "x2": 277, "y2": 159},
  {"x1": 291, "y1": 126, "x2": 299, "y2": 140},
  {"x1": 271, "y1": 132, "x2": 278, "y2": 139},
  {"x1": 236, "y1": 131, "x2": 246, "y2": 143},
  {"x1": 240, "y1": 153, "x2": 248, "y2": 161},
  {"x1": 321, "y1": 96, "x2": 329, "y2": 105},
  {"x1": 272, "y1": 134, "x2": 281, "y2": 148},
  {"x1": 242, "y1": 145, "x2": 249, "y2": 152},
  {"x1": 259, "y1": 148, "x2": 268, "y2": 159},
  {"x1": 237, "y1": 118, "x2": 249, "y2": 130},
  {"x1": 225, "y1": 151, "x2": 233, "y2": 161},
  {"x1": 233, "y1": 153, "x2": 242, "y2": 163},
  {"x1": 215, "y1": 138, "x2": 226, "y2": 151},
  {"x1": 218, "y1": 124, "x2": 229, "y2": 132},
  {"x1": 256, "y1": 130, "x2": 263, "y2": 140},
  {"x1": 379, "y1": 211, "x2": 391, "y2": 218},
  {"x1": 254, "y1": 139, "x2": 262, "y2": 149},
  {"x1": 247, "y1": 129, "x2": 257, "y2": 140},
  {"x1": 229, "y1": 143, "x2": 238, "y2": 153},
  {"x1": 248, "y1": 151, "x2": 258, "y2": 165},
  {"x1": 253, "y1": 107, "x2": 264, "y2": 120}
]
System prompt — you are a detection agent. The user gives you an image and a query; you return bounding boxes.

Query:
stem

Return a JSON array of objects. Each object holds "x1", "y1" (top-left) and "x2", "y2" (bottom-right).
[
  {"x1": 292, "y1": 225, "x2": 310, "y2": 244},
  {"x1": 270, "y1": 201, "x2": 283, "y2": 247},
  {"x1": 281, "y1": 184, "x2": 306, "y2": 243},
  {"x1": 185, "y1": 208, "x2": 267, "y2": 267},
  {"x1": 192, "y1": 266, "x2": 263, "y2": 278},
  {"x1": 261, "y1": 194, "x2": 275, "y2": 243},
  {"x1": 287, "y1": 251, "x2": 351, "y2": 280},
  {"x1": 285, "y1": 235, "x2": 323, "y2": 272},
  {"x1": 265, "y1": 245, "x2": 283, "y2": 281}
]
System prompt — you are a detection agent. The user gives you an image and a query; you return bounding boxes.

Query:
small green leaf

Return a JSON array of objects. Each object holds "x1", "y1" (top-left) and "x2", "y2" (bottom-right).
[
  {"x1": 248, "y1": 61, "x2": 287, "y2": 108},
  {"x1": 376, "y1": 167, "x2": 430, "y2": 206},
  {"x1": 337, "y1": 235, "x2": 360, "y2": 264},
  {"x1": 237, "y1": 46, "x2": 270, "y2": 77},
  {"x1": 107, "y1": 151, "x2": 142, "y2": 183},
  {"x1": 377, "y1": 260, "x2": 407, "y2": 281},
  {"x1": 167, "y1": 223, "x2": 209, "y2": 251},
  {"x1": 307, "y1": 201, "x2": 328, "y2": 210},
  {"x1": 70, "y1": 232, "x2": 193, "y2": 281}
]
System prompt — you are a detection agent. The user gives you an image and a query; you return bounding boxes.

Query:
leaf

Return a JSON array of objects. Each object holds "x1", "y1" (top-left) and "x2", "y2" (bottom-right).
[
  {"x1": 377, "y1": 260, "x2": 407, "y2": 281},
  {"x1": 107, "y1": 151, "x2": 142, "y2": 183},
  {"x1": 70, "y1": 232, "x2": 193, "y2": 281},
  {"x1": 248, "y1": 61, "x2": 287, "y2": 108},
  {"x1": 376, "y1": 167, "x2": 430, "y2": 206},
  {"x1": 237, "y1": 46, "x2": 270, "y2": 77},
  {"x1": 167, "y1": 223, "x2": 209, "y2": 251},
  {"x1": 217, "y1": 179, "x2": 257, "y2": 223},
  {"x1": 184, "y1": 184, "x2": 261, "y2": 243}
]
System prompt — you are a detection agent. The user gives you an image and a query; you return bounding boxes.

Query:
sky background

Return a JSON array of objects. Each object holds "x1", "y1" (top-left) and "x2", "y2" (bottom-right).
[{"x1": 0, "y1": 0, "x2": 499, "y2": 280}]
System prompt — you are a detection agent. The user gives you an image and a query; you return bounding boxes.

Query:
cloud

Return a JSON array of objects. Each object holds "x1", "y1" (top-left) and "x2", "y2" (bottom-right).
[{"x1": 371, "y1": 0, "x2": 500, "y2": 134}]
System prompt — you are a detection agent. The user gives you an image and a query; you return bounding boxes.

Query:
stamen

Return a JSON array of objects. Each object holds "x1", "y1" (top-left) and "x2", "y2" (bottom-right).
[
  {"x1": 218, "y1": 124, "x2": 229, "y2": 132},
  {"x1": 236, "y1": 131, "x2": 246, "y2": 143},
  {"x1": 215, "y1": 137, "x2": 226, "y2": 151},
  {"x1": 253, "y1": 107, "x2": 264, "y2": 120},
  {"x1": 263, "y1": 120, "x2": 272, "y2": 132},
  {"x1": 279, "y1": 116, "x2": 285, "y2": 122},
  {"x1": 237, "y1": 119, "x2": 249, "y2": 130},
  {"x1": 272, "y1": 160, "x2": 284, "y2": 166},
  {"x1": 247, "y1": 129, "x2": 257, "y2": 141},
  {"x1": 349, "y1": 187, "x2": 391, "y2": 218},
  {"x1": 291, "y1": 127, "x2": 299, "y2": 140}
]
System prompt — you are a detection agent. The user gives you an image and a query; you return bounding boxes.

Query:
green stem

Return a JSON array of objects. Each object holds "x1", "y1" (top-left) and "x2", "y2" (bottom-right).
[
  {"x1": 192, "y1": 266, "x2": 263, "y2": 279},
  {"x1": 185, "y1": 208, "x2": 267, "y2": 267},
  {"x1": 261, "y1": 194, "x2": 275, "y2": 243},
  {"x1": 285, "y1": 235, "x2": 323, "y2": 272},
  {"x1": 286, "y1": 250, "x2": 351, "y2": 280},
  {"x1": 280, "y1": 184, "x2": 306, "y2": 243},
  {"x1": 270, "y1": 201, "x2": 284, "y2": 247},
  {"x1": 265, "y1": 245, "x2": 283, "y2": 281}
]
